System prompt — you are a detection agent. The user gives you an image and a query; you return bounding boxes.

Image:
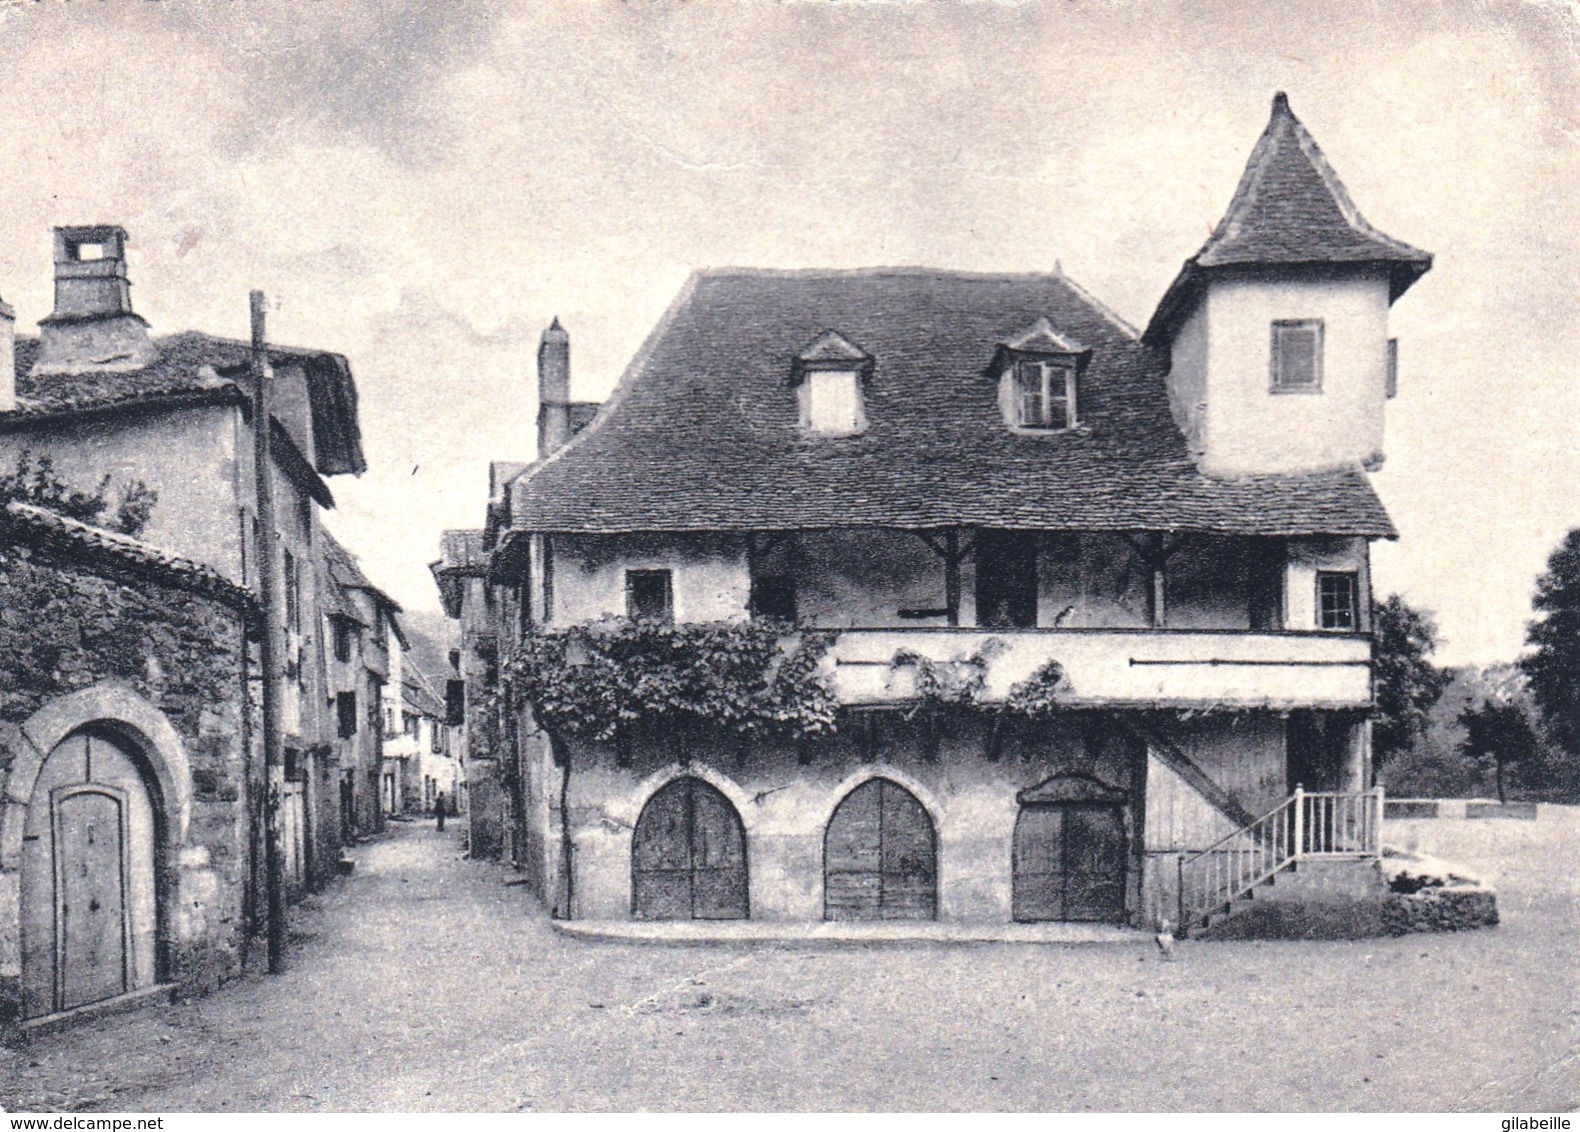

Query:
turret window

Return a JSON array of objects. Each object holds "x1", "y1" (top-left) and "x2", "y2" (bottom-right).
[
  {"x1": 1014, "y1": 359, "x2": 1077, "y2": 431},
  {"x1": 1271, "y1": 319, "x2": 1324, "y2": 393},
  {"x1": 1316, "y1": 570, "x2": 1358, "y2": 630}
]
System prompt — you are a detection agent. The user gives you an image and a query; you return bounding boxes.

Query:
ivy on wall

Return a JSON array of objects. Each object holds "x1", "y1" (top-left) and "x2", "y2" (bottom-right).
[{"x1": 503, "y1": 617, "x2": 839, "y2": 743}]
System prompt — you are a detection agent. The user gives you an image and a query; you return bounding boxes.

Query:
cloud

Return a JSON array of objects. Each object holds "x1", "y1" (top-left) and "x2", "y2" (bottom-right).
[{"x1": 0, "y1": 0, "x2": 1573, "y2": 665}]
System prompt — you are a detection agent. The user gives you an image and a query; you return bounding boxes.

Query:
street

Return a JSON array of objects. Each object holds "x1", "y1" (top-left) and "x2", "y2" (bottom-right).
[{"x1": 2, "y1": 816, "x2": 1575, "y2": 1112}]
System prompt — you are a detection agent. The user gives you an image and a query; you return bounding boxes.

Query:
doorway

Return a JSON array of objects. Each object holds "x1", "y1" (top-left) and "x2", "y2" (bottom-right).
[
  {"x1": 824, "y1": 777, "x2": 937, "y2": 920},
  {"x1": 976, "y1": 530, "x2": 1039, "y2": 629},
  {"x1": 631, "y1": 777, "x2": 749, "y2": 920},
  {"x1": 19, "y1": 729, "x2": 159, "y2": 1020}
]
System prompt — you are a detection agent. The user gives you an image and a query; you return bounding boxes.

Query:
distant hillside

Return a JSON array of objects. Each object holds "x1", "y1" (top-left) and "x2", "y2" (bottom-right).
[{"x1": 400, "y1": 608, "x2": 456, "y2": 680}]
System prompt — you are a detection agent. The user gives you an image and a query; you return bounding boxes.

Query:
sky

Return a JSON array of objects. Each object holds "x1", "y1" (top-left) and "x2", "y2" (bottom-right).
[{"x1": 0, "y1": 0, "x2": 1573, "y2": 665}]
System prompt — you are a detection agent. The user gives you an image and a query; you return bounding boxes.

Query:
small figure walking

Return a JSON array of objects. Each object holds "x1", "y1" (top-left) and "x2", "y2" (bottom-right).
[{"x1": 435, "y1": 791, "x2": 446, "y2": 832}]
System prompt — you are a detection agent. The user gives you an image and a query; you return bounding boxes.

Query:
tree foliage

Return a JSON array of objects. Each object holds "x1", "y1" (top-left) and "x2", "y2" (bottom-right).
[
  {"x1": 503, "y1": 617, "x2": 838, "y2": 742},
  {"x1": 1521, "y1": 529, "x2": 1580, "y2": 765},
  {"x1": 1458, "y1": 694, "x2": 1541, "y2": 804},
  {"x1": 0, "y1": 450, "x2": 159, "y2": 537},
  {"x1": 1371, "y1": 594, "x2": 1450, "y2": 764}
]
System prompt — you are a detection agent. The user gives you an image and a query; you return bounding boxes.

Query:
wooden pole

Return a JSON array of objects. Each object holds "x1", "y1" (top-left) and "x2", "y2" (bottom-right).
[{"x1": 250, "y1": 291, "x2": 286, "y2": 974}]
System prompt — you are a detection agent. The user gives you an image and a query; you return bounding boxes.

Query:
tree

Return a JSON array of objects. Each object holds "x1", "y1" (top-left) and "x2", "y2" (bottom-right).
[
  {"x1": 1371, "y1": 594, "x2": 1450, "y2": 765},
  {"x1": 1458, "y1": 694, "x2": 1540, "y2": 803},
  {"x1": 1521, "y1": 529, "x2": 1580, "y2": 769}
]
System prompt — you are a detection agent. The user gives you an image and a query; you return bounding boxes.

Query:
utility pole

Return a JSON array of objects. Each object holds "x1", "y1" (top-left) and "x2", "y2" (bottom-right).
[{"x1": 251, "y1": 290, "x2": 286, "y2": 974}]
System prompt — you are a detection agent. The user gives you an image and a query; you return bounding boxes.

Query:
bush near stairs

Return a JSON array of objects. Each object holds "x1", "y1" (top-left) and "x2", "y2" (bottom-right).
[
  {"x1": 1379, "y1": 849, "x2": 1499, "y2": 935},
  {"x1": 1195, "y1": 852, "x2": 1498, "y2": 940}
]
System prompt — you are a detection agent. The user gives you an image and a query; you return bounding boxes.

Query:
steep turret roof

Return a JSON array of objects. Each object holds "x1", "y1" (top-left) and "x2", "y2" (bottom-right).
[{"x1": 1145, "y1": 93, "x2": 1431, "y2": 343}]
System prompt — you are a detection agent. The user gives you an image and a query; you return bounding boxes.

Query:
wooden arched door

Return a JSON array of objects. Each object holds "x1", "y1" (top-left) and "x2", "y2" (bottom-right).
[
  {"x1": 1012, "y1": 773, "x2": 1129, "y2": 923},
  {"x1": 20, "y1": 729, "x2": 159, "y2": 1019},
  {"x1": 824, "y1": 778, "x2": 937, "y2": 920},
  {"x1": 631, "y1": 777, "x2": 748, "y2": 920}
]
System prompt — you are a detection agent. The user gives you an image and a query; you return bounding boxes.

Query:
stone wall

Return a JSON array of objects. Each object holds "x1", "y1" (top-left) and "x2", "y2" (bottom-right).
[{"x1": 0, "y1": 537, "x2": 253, "y2": 1029}]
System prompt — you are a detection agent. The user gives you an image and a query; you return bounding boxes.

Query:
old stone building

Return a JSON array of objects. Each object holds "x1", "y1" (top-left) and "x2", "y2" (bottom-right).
[
  {"x1": 0, "y1": 224, "x2": 372, "y2": 890},
  {"x1": 0, "y1": 223, "x2": 379, "y2": 1030},
  {"x1": 0, "y1": 501, "x2": 256, "y2": 1033},
  {"x1": 320, "y1": 530, "x2": 403, "y2": 837},
  {"x1": 447, "y1": 95, "x2": 1427, "y2": 934}
]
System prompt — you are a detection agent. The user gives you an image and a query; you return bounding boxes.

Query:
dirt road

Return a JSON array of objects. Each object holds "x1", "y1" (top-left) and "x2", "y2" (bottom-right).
[{"x1": 2, "y1": 815, "x2": 1574, "y2": 1111}]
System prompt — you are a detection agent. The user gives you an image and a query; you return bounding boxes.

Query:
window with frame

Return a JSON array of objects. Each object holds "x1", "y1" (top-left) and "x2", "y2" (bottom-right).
[
  {"x1": 336, "y1": 691, "x2": 358, "y2": 739},
  {"x1": 1316, "y1": 571, "x2": 1358, "y2": 630},
  {"x1": 332, "y1": 617, "x2": 355, "y2": 663},
  {"x1": 1271, "y1": 319, "x2": 1324, "y2": 393},
  {"x1": 1014, "y1": 358, "x2": 1077, "y2": 430},
  {"x1": 625, "y1": 569, "x2": 674, "y2": 622}
]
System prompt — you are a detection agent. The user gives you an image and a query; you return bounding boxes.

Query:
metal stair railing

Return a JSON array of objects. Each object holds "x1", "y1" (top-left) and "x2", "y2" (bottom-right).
[{"x1": 1177, "y1": 785, "x2": 1383, "y2": 932}]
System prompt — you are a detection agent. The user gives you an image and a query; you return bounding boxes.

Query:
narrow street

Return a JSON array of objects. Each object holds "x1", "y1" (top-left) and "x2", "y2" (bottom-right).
[{"x1": 2, "y1": 817, "x2": 1574, "y2": 1112}]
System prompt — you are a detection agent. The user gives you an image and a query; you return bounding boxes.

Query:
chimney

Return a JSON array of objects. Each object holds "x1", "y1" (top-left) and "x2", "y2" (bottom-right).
[
  {"x1": 536, "y1": 317, "x2": 571, "y2": 457},
  {"x1": 33, "y1": 225, "x2": 158, "y2": 376},
  {"x1": 0, "y1": 294, "x2": 14, "y2": 412}
]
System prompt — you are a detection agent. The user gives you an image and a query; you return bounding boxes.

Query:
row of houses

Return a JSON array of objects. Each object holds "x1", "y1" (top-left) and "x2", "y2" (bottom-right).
[
  {"x1": 437, "y1": 94, "x2": 1424, "y2": 932},
  {"x1": 0, "y1": 229, "x2": 459, "y2": 1035}
]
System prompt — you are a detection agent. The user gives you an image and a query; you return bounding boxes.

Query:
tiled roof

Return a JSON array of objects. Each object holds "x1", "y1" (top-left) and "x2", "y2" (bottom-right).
[
  {"x1": 1145, "y1": 93, "x2": 1431, "y2": 343},
  {"x1": 9, "y1": 331, "x2": 365, "y2": 476},
  {"x1": 508, "y1": 267, "x2": 1395, "y2": 538},
  {"x1": 430, "y1": 528, "x2": 488, "y2": 618},
  {"x1": 568, "y1": 402, "x2": 601, "y2": 436},
  {"x1": 0, "y1": 500, "x2": 257, "y2": 611}
]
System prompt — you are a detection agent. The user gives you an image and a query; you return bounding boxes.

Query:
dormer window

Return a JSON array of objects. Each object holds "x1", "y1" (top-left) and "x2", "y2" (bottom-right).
[
  {"x1": 990, "y1": 317, "x2": 1091, "y2": 433},
  {"x1": 1015, "y1": 358, "x2": 1077, "y2": 430},
  {"x1": 791, "y1": 330, "x2": 874, "y2": 437}
]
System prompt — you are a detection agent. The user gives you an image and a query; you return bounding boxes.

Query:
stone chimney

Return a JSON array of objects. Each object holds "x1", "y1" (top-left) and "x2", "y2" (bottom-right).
[
  {"x1": 33, "y1": 225, "x2": 158, "y2": 376},
  {"x1": 536, "y1": 317, "x2": 571, "y2": 457},
  {"x1": 0, "y1": 294, "x2": 14, "y2": 412}
]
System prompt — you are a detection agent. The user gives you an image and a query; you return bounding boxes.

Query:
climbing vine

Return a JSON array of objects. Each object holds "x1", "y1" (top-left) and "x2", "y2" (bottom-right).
[
  {"x1": 503, "y1": 617, "x2": 839, "y2": 743},
  {"x1": 0, "y1": 450, "x2": 159, "y2": 536}
]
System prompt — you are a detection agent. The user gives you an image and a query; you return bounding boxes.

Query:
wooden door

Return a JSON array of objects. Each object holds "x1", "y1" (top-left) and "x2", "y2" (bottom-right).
[
  {"x1": 53, "y1": 786, "x2": 130, "y2": 1011},
  {"x1": 976, "y1": 530, "x2": 1039, "y2": 629},
  {"x1": 824, "y1": 778, "x2": 937, "y2": 920},
  {"x1": 631, "y1": 778, "x2": 748, "y2": 920},
  {"x1": 20, "y1": 730, "x2": 157, "y2": 1020},
  {"x1": 1013, "y1": 803, "x2": 1126, "y2": 923}
]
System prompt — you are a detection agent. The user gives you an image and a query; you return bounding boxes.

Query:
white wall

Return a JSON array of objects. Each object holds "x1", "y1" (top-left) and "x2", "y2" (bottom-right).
[
  {"x1": 551, "y1": 533, "x2": 750, "y2": 624},
  {"x1": 1165, "y1": 301, "x2": 1209, "y2": 458},
  {"x1": 1286, "y1": 536, "x2": 1371, "y2": 632},
  {"x1": 1197, "y1": 269, "x2": 1391, "y2": 476}
]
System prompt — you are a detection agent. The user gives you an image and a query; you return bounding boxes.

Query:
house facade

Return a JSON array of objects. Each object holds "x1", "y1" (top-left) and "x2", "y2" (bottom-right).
[
  {"x1": 320, "y1": 530, "x2": 402, "y2": 838},
  {"x1": 450, "y1": 95, "x2": 1427, "y2": 932},
  {"x1": 0, "y1": 224, "x2": 373, "y2": 1027}
]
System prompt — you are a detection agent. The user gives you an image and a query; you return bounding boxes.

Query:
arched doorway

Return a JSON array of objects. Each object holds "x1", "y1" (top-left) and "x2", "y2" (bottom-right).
[
  {"x1": 824, "y1": 777, "x2": 937, "y2": 920},
  {"x1": 1012, "y1": 773, "x2": 1128, "y2": 923},
  {"x1": 631, "y1": 777, "x2": 748, "y2": 920},
  {"x1": 20, "y1": 728, "x2": 160, "y2": 1020}
]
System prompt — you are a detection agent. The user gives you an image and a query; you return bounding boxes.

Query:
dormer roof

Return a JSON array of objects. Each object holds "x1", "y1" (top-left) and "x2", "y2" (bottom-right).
[
  {"x1": 1144, "y1": 93, "x2": 1432, "y2": 344},
  {"x1": 791, "y1": 329, "x2": 874, "y2": 384},
  {"x1": 998, "y1": 317, "x2": 1088, "y2": 357}
]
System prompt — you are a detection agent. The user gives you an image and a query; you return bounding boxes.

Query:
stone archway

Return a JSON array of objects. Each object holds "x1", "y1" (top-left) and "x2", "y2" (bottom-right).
[{"x1": 0, "y1": 684, "x2": 191, "y2": 1023}]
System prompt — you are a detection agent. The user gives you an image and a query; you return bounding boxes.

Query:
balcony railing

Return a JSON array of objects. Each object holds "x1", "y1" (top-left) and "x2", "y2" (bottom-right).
[{"x1": 826, "y1": 627, "x2": 1371, "y2": 710}]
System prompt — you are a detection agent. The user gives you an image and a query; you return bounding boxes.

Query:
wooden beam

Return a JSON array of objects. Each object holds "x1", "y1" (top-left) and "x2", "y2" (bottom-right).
[{"x1": 944, "y1": 529, "x2": 961, "y2": 627}]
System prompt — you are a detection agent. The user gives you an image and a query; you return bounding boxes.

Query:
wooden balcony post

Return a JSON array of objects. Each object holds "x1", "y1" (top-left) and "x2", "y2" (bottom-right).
[
  {"x1": 944, "y1": 529, "x2": 961, "y2": 627},
  {"x1": 1292, "y1": 784, "x2": 1305, "y2": 860}
]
